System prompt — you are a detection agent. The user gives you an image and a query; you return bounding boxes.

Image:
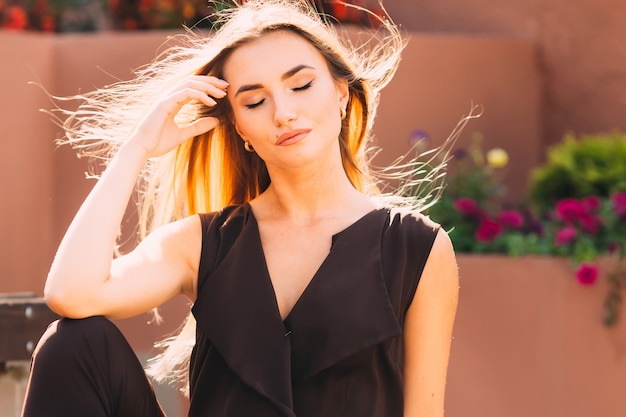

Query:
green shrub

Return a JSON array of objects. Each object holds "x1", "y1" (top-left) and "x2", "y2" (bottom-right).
[{"x1": 530, "y1": 132, "x2": 626, "y2": 213}]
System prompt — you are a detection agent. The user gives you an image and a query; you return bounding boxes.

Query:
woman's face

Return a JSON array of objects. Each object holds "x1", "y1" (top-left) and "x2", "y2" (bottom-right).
[{"x1": 223, "y1": 30, "x2": 349, "y2": 171}]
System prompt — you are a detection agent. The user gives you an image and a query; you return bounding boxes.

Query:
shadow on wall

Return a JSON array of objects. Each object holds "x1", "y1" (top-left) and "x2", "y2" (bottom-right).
[{"x1": 384, "y1": 0, "x2": 626, "y2": 145}]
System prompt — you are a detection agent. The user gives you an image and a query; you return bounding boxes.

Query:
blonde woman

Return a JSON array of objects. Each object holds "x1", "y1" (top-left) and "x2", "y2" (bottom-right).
[{"x1": 22, "y1": 1, "x2": 459, "y2": 416}]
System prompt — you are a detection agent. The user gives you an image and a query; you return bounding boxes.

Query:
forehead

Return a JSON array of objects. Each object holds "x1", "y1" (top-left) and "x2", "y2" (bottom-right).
[{"x1": 223, "y1": 30, "x2": 327, "y2": 82}]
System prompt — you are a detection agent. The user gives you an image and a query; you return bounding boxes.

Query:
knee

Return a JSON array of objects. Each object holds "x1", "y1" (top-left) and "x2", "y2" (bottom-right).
[
  {"x1": 32, "y1": 316, "x2": 122, "y2": 360},
  {"x1": 56, "y1": 316, "x2": 118, "y2": 337}
]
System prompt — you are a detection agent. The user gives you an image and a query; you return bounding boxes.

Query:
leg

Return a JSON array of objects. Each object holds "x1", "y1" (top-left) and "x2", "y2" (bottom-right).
[{"x1": 21, "y1": 316, "x2": 166, "y2": 417}]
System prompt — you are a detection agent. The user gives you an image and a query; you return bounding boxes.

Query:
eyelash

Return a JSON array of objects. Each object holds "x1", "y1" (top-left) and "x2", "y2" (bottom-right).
[
  {"x1": 293, "y1": 80, "x2": 313, "y2": 91},
  {"x1": 245, "y1": 80, "x2": 314, "y2": 109}
]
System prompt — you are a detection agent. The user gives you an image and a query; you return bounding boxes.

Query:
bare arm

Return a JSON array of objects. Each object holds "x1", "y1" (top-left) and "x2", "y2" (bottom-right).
[
  {"x1": 44, "y1": 76, "x2": 228, "y2": 319},
  {"x1": 403, "y1": 229, "x2": 459, "y2": 417}
]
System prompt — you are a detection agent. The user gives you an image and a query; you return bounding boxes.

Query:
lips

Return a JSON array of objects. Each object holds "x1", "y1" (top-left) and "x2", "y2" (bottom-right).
[{"x1": 276, "y1": 129, "x2": 311, "y2": 146}]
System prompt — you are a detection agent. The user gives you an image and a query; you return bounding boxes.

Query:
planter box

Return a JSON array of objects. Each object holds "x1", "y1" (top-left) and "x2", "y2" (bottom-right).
[{"x1": 447, "y1": 255, "x2": 626, "y2": 417}]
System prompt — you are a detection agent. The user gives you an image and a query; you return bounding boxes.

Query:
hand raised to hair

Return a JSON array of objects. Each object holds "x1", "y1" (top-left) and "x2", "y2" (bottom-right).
[{"x1": 126, "y1": 75, "x2": 229, "y2": 158}]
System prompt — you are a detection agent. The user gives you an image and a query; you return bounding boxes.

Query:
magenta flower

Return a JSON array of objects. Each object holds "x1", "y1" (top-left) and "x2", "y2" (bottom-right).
[
  {"x1": 498, "y1": 210, "x2": 524, "y2": 229},
  {"x1": 454, "y1": 197, "x2": 482, "y2": 218},
  {"x1": 555, "y1": 198, "x2": 586, "y2": 223},
  {"x1": 611, "y1": 191, "x2": 626, "y2": 217},
  {"x1": 578, "y1": 214, "x2": 601, "y2": 234},
  {"x1": 475, "y1": 218, "x2": 502, "y2": 243},
  {"x1": 576, "y1": 262, "x2": 599, "y2": 285},
  {"x1": 554, "y1": 226, "x2": 577, "y2": 246},
  {"x1": 582, "y1": 195, "x2": 601, "y2": 212}
]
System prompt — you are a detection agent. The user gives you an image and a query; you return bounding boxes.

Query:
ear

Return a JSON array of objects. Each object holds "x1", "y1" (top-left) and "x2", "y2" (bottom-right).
[
  {"x1": 233, "y1": 118, "x2": 248, "y2": 141},
  {"x1": 336, "y1": 78, "x2": 350, "y2": 110}
]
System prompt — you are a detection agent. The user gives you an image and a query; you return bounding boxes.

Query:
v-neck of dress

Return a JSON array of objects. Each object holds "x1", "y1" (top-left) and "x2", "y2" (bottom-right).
[
  {"x1": 190, "y1": 202, "x2": 409, "y2": 414},
  {"x1": 245, "y1": 202, "x2": 385, "y2": 324}
]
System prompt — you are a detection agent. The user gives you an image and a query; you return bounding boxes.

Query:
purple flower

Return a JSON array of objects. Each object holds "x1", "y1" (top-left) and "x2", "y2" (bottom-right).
[
  {"x1": 554, "y1": 226, "x2": 577, "y2": 246},
  {"x1": 526, "y1": 217, "x2": 544, "y2": 235},
  {"x1": 475, "y1": 218, "x2": 502, "y2": 243},
  {"x1": 607, "y1": 241, "x2": 621, "y2": 255},
  {"x1": 454, "y1": 197, "x2": 482, "y2": 218},
  {"x1": 498, "y1": 210, "x2": 524, "y2": 230},
  {"x1": 408, "y1": 129, "x2": 430, "y2": 147},
  {"x1": 452, "y1": 148, "x2": 469, "y2": 160},
  {"x1": 576, "y1": 262, "x2": 599, "y2": 285}
]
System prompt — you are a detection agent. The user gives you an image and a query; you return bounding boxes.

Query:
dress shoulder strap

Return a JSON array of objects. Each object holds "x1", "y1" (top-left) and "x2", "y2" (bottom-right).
[
  {"x1": 381, "y1": 208, "x2": 441, "y2": 322},
  {"x1": 197, "y1": 204, "x2": 251, "y2": 293}
]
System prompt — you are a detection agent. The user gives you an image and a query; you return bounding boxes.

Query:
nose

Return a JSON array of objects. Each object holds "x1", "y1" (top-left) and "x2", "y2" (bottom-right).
[{"x1": 273, "y1": 95, "x2": 297, "y2": 126}]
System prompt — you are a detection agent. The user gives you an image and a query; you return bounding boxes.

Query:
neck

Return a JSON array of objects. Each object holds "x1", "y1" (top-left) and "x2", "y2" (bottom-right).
[{"x1": 254, "y1": 157, "x2": 374, "y2": 223}]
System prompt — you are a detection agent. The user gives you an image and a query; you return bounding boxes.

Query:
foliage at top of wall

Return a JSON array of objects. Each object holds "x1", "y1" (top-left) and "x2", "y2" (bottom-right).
[
  {"x1": 529, "y1": 132, "x2": 626, "y2": 214},
  {"x1": 0, "y1": 0, "x2": 384, "y2": 33}
]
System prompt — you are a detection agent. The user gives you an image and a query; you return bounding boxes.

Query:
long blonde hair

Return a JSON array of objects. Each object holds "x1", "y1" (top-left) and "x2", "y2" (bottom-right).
[{"x1": 58, "y1": 0, "x2": 406, "y2": 393}]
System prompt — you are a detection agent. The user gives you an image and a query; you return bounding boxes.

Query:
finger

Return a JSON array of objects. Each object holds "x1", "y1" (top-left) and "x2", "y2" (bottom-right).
[
  {"x1": 181, "y1": 79, "x2": 228, "y2": 99},
  {"x1": 191, "y1": 75, "x2": 229, "y2": 89},
  {"x1": 180, "y1": 116, "x2": 219, "y2": 138},
  {"x1": 179, "y1": 76, "x2": 228, "y2": 96},
  {"x1": 163, "y1": 89, "x2": 218, "y2": 115}
]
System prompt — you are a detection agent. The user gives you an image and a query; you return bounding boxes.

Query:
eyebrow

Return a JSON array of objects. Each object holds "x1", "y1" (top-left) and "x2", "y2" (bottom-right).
[{"x1": 234, "y1": 64, "x2": 314, "y2": 97}]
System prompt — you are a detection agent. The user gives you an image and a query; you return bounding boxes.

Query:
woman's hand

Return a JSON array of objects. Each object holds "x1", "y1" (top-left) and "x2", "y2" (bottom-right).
[
  {"x1": 45, "y1": 76, "x2": 227, "y2": 319},
  {"x1": 127, "y1": 75, "x2": 229, "y2": 158}
]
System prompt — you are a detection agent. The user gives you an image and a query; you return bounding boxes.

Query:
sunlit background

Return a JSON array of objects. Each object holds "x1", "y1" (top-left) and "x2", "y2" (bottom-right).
[{"x1": 1, "y1": 1, "x2": 625, "y2": 416}]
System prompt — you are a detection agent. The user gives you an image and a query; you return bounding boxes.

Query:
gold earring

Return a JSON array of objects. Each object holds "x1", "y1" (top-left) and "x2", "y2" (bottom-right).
[
  {"x1": 340, "y1": 107, "x2": 347, "y2": 120},
  {"x1": 244, "y1": 141, "x2": 254, "y2": 152}
]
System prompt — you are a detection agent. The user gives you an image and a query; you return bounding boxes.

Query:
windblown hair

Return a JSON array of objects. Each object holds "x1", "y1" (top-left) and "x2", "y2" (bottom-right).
[
  {"x1": 59, "y1": 0, "x2": 403, "y2": 236},
  {"x1": 56, "y1": 0, "x2": 465, "y2": 394}
]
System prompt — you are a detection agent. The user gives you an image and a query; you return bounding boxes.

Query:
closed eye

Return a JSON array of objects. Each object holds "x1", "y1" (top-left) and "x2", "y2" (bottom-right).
[
  {"x1": 245, "y1": 99, "x2": 265, "y2": 109},
  {"x1": 244, "y1": 80, "x2": 313, "y2": 109},
  {"x1": 293, "y1": 80, "x2": 313, "y2": 91}
]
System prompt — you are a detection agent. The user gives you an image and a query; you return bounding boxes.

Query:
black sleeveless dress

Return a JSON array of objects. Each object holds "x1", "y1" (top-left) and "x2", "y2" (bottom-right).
[{"x1": 189, "y1": 203, "x2": 439, "y2": 417}]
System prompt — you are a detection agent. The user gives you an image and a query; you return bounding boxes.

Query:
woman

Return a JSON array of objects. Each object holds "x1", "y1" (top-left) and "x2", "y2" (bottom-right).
[{"x1": 22, "y1": 1, "x2": 459, "y2": 416}]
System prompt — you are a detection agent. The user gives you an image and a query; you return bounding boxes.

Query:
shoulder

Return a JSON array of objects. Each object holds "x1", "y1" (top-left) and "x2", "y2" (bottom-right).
[
  {"x1": 198, "y1": 203, "x2": 251, "y2": 233},
  {"x1": 416, "y1": 221, "x2": 458, "y2": 307},
  {"x1": 425, "y1": 228, "x2": 457, "y2": 278},
  {"x1": 384, "y1": 206, "x2": 441, "y2": 248},
  {"x1": 387, "y1": 206, "x2": 439, "y2": 227},
  {"x1": 378, "y1": 206, "x2": 447, "y2": 313},
  {"x1": 386, "y1": 206, "x2": 456, "y2": 283}
]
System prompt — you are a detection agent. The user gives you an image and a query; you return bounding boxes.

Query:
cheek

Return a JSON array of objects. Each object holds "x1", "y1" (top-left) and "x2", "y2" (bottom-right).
[
  {"x1": 232, "y1": 109, "x2": 252, "y2": 140},
  {"x1": 316, "y1": 92, "x2": 342, "y2": 131}
]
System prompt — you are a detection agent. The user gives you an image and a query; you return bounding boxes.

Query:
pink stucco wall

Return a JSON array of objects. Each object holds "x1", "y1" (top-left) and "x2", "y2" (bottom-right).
[
  {"x1": 385, "y1": 0, "x2": 626, "y2": 146},
  {"x1": 0, "y1": 29, "x2": 542, "y2": 295},
  {"x1": 2, "y1": 26, "x2": 607, "y2": 417}
]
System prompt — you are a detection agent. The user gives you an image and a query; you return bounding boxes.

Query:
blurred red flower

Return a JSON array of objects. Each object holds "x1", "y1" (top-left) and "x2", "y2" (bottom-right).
[
  {"x1": 578, "y1": 213, "x2": 601, "y2": 234},
  {"x1": 612, "y1": 191, "x2": 626, "y2": 217},
  {"x1": 498, "y1": 209, "x2": 524, "y2": 229},
  {"x1": 576, "y1": 262, "x2": 599, "y2": 285},
  {"x1": 555, "y1": 198, "x2": 586, "y2": 223},
  {"x1": 582, "y1": 195, "x2": 601, "y2": 212},
  {"x1": 454, "y1": 197, "x2": 482, "y2": 218},
  {"x1": 475, "y1": 218, "x2": 502, "y2": 243},
  {"x1": 554, "y1": 225, "x2": 577, "y2": 246},
  {"x1": 4, "y1": 6, "x2": 28, "y2": 30}
]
